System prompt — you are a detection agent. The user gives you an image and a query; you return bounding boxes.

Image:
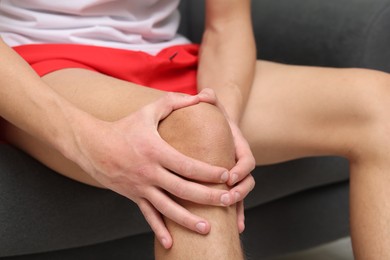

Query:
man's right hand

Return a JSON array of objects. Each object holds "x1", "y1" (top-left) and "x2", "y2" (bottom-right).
[{"x1": 69, "y1": 90, "x2": 236, "y2": 249}]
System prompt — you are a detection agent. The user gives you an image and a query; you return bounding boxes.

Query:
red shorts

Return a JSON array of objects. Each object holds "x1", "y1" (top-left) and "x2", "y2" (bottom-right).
[{"x1": 0, "y1": 43, "x2": 200, "y2": 144}]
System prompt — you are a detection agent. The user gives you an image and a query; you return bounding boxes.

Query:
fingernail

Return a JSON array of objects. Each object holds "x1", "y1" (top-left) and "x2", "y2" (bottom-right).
[
  {"x1": 196, "y1": 222, "x2": 207, "y2": 233},
  {"x1": 221, "y1": 193, "x2": 230, "y2": 206},
  {"x1": 220, "y1": 171, "x2": 229, "y2": 183},
  {"x1": 231, "y1": 173, "x2": 238, "y2": 185},
  {"x1": 235, "y1": 192, "x2": 240, "y2": 203}
]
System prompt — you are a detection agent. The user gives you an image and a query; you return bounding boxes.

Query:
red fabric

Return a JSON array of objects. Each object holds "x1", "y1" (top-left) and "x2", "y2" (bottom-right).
[
  {"x1": 1, "y1": 43, "x2": 200, "y2": 144},
  {"x1": 13, "y1": 43, "x2": 199, "y2": 94}
]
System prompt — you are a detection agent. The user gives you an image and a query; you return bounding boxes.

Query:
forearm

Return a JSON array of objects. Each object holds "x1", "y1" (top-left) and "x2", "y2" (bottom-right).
[
  {"x1": 197, "y1": 0, "x2": 256, "y2": 123},
  {"x1": 0, "y1": 39, "x2": 93, "y2": 158}
]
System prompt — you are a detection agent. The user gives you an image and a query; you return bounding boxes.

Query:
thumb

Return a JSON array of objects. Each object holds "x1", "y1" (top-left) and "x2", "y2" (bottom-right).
[{"x1": 149, "y1": 92, "x2": 201, "y2": 121}]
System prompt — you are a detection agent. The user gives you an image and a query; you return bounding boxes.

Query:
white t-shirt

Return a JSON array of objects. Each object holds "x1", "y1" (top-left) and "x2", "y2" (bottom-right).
[{"x1": 0, "y1": 0, "x2": 190, "y2": 54}]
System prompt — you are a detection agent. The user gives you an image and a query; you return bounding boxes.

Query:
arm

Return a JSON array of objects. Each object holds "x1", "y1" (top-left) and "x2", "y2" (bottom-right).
[
  {"x1": 0, "y1": 38, "x2": 236, "y2": 247},
  {"x1": 198, "y1": 0, "x2": 256, "y2": 123},
  {"x1": 198, "y1": 0, "x2": 257, "y2": 231},
  {"x1": 0, "y1": 38, "x2": 90, "y2": 155}
]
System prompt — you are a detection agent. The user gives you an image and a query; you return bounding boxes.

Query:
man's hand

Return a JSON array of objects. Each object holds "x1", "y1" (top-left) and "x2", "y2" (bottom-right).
[
  {"x1": 226, "y1": 120, "x2": 256, "y2": 233},
  {"x1": 206, "y1": 89, "x2": 256, "y2": 233},
  {"x1": 70, "y1": 90, "x2": 237, "y2": 249}
]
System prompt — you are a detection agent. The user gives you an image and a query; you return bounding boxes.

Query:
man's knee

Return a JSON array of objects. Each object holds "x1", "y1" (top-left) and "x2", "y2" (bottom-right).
[
  {"x1": 348, "y1": 69, "x2": 390, "y2": 162},
  {"x1": 158, "y1": 102, "x2": 235, "y2": 168}
]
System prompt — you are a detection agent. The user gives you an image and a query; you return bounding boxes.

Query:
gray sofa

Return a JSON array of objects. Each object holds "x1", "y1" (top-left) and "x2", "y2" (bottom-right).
[{"x1": 1, "y1": 0, "x2": 389, "y2": 259}]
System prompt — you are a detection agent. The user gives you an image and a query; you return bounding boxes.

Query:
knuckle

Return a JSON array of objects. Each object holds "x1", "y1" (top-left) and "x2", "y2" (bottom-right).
[
  {"x1": 131, "y1": 185, "x2": 147, "y2": 200},
  {"x1": 139, "y1": 142, "x2": 159, "y2": 159},
  {"x1": 202, "y1": 88, "x2": 215, "y2": 98},
  {"x1": 138, "y1": 200, "x2": 155, "y2": 222},
  {"x1": 138, "y1": 199, "x2": 154, "y2": 218},
  {"x1": 178, "y1": 160, "x2": 194, "y2": 178},
  {"x1": 136, "y1": 199, "x2": 146, "y2": 210},
  {"x1": 207, "y1": 190, "x2": 219, "y2": 204},
  {"x1": 180, "y1": 215, "x2": 193, "y2": 228},
  {"x1": 247, "y1": 157, "x2": 256, "y2": 171},
  {"x1": 134, "y1": 165, "x2": 153, "y2": 181},
  {"x1": 153, "y1": 196, "x2": 168, "y2": 211},
  {"x1": 172, "y1": 182, "x2": 187, "y2": 198}
]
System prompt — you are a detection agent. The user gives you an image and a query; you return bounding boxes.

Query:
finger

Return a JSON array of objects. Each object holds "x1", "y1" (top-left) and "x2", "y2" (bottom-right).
[
  {"x1": 147, "y1": 92, "x2": 200, "y2": 121},
  {"x1": 156, "y1": 168, "x2": 233, "y2": 206},
  {"x1": 229, "y1": 174, "x2": 255, "y2": 203},
  {"x1": 228, "y1": 126, "x2": 256, "y2": 186},
  {"x1": 228, "y1": 154, "x2": 255, "y2": 186},
  {"x1": 157, "y1": 141, "x2": 229, "y2": 184},
  {"x1": 237, "y1": 200, "x2": 245, "y2": 233},
  {"x1": 197, "y1": 88, "x2": 217, "y2": 104},
  {"x1": 138, "y1": 199, "x2": 173, "y2": 249},
  {"x1": 148, "y1": 188, "x2": 211, "y2": 235}
]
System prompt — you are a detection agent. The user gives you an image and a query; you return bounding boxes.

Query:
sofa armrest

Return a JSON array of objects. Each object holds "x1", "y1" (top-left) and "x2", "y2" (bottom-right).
[{"x1": 179, "y1": 0, "x2": 390, "y2": 71}]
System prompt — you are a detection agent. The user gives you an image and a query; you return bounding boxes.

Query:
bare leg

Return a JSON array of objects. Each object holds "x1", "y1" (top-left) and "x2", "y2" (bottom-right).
[
  {"x1": 6, "y1": 61, "x2": 390, "y2": 258},
  {"x1": 240, "y1": 61, "x2": 390, "y2": 259},
  {"x1": 155, "y1": 103, "x2": 243, "y2": 259},
  {"x1": 3, "y1": 69, "x2": 243, "y2": 259}
]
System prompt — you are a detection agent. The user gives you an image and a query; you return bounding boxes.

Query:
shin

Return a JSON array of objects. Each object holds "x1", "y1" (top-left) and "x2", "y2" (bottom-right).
[{"x1": 155, "y1": 102, "x2": 244, "y2": 260}]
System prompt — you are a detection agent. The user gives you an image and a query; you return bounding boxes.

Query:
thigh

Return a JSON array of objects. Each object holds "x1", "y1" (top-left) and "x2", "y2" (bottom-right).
[
  {"x1": 4, "y1": 68, "x2": 167, "y2": 186},
  {"x1": 240, "y1": 60, "x2": 390, "y2": 165},
  {"x1": 43, "y1": 68, "x2": 166, "y2": 120}
]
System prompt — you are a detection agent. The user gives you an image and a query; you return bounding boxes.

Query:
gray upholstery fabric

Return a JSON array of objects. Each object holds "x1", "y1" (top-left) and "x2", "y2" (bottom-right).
[
  {"x1": 243, "y1": 182, "x2": 350, "y2": 258},
  {"x1": 0, "y1": 146, "x2": 149, "y2": 257},
  {"x1": 0, "y1": 147, "x2": 349, "y2": 257},
  {"x1": 1, "y1": 0, "x2": 389, "y2": 258},
  {"x1": 1, "y1": 183, "x2": 350, "y2": 260},
  {"x1": 180, "y1": 0, "x2": 390, "y2": 71},
  {"x1": 245, "y1": 157, "x2": 348, "y2": 208},
  {"x1": 251, "y1": 0, "x2": 390, "y2": 71}
]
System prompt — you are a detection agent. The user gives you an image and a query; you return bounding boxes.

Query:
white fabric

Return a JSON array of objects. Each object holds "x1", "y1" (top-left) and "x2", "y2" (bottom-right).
[{"x1": 0, "y1": 0, "x2": 189, "y2": 54}]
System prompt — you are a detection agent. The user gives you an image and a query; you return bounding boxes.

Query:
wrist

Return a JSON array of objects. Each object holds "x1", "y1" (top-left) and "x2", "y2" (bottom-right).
[{"x1": 51, "y1": 97, "x2": 99, "y2": 164}]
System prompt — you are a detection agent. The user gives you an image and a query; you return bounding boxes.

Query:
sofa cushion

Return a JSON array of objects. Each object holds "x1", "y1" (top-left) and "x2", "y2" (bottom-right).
[
  {"x1": 246, "y1": 157, "x2": 349, "y2": 208},
  {"x1": 179, "y1": 0, "x2": 390, "y2": 72},
  {"x1": 0, "y1": 144, "x2": 348, "y2": 256}
]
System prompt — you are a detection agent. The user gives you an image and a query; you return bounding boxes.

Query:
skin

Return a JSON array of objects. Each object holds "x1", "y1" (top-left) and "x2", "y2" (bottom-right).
[{"x1": 1, "y1": 0, "x2": 390, "y2": 259}]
